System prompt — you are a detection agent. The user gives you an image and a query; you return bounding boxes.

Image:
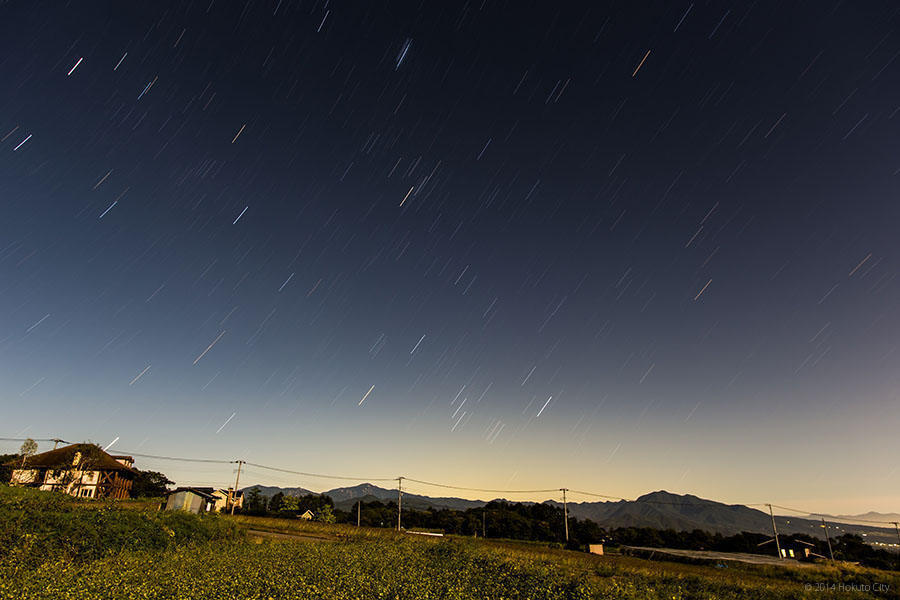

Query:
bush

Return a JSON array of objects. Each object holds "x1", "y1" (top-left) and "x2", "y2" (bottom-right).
[{"x1": 0, "y1": 486, "x2": 240, "y2": 568}]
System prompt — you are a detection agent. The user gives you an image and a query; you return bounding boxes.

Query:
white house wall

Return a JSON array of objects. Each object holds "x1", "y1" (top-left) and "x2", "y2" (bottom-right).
[{"x1": 10, "y1": 468, "x2": 104, "y2": 498}]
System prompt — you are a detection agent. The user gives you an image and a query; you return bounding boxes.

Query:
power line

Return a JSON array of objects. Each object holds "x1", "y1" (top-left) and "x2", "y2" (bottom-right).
[
  {"x1": 769, "y1": 503, "x2": 896, "y2": 526},
  {"x1": 3, "y1": 436, "x2": 898, "y2": 527},
  {"x1": 0, "y1": 437, "x2": 68, "y2": 443},
  {"x1": 404, "y1": 477, "x2": 559, "y2": 495},
  {"x1": 243, "y1": 461, "x2": 397, "y2": 482},
  {"x1": 118, "y1": 451, "x2": 234, "y2": 464},
  {"x1": 2, "y1": 441, "x2": 232, "y2": 465},
  {"x1": 567, "y1": 489, "x2": 629, "y2": 502}
]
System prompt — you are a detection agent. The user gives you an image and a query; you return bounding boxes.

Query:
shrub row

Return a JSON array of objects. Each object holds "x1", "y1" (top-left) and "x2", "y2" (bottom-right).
[{"x1": 0, "y1": 485, "x2": 239, "y2": 568}]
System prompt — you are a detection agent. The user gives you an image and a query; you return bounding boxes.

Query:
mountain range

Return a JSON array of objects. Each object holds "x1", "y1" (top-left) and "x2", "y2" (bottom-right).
[
  {"x1": 827, "y1": 512, "x2": 900, "y2": 523},
  {"x1": 242, "y1": 484, "x2": 898, "y2": 544},
  {"x1": 244, "y1": 483, "x2": 484, "y2": 511}
]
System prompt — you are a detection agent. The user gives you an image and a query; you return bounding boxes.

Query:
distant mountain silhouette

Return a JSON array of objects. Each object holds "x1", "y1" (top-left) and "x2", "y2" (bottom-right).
[
  {"x1": 242, "y1": 484, "x2": 313, "y2": 497},
  {"x1": 241, "y1": 485, "x2": 898, "y2": 544},
  {"x1": 325, "y1": 484, "x2": 396, "y2": 504},
  {"x1": 825, "y1": 512, "x2": 900, "y2": 525},
  {"x1": 550, "y1": 490, "x2": 782, "y2": 536},
  {"x1": 552, "y1": 491, "x2": 896, "y2": 542},
  {"x1": 243, "y1": 482, "x2": 486, "y2": 511}
]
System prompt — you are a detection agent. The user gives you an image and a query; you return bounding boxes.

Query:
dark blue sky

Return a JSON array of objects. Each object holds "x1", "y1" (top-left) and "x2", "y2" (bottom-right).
[{"x1": 2, "y1": 1, "x2": 898, "y2": 512}]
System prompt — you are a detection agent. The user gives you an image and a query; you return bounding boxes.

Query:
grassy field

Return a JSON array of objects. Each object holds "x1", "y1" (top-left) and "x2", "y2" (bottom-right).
[
  {"x1": 0, "y1": 485, "x2": 238, "y2": 569},
  {"x1": 2, "y1": 487, "x2": 898, "y2": 599}
]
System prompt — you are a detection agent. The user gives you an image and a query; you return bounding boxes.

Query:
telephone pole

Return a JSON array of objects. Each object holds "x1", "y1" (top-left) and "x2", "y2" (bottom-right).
[
  {"x1": 892, "y1": 522, "x2": 900, "y2": 569},
  {"x1": 397, "y1": 477, "x2": 403, "y2": 532},
  {"x1": 561, "y1": 488, "x2": 569, "y2": 542},
  {"x1": 230, "y1": 460, "x2": 244, "y2": 515},
  {"x1": 767, "y1": 504, "x2": 782, "y2": 559},
  {"x1": 357, "y1": 500, "x2": 361, "y2": 527},
  {"x1": 821, "y1": 519, "x2": 835, "y2": 564},
  {"x1": 482, "y1": 508, "x2": 486, "y2": 538}
]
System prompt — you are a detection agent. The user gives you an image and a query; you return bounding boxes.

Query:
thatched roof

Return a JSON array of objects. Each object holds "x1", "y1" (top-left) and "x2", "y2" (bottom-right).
[{"x1": 4, "y1": 443, "x2": 137, "y2": 473}]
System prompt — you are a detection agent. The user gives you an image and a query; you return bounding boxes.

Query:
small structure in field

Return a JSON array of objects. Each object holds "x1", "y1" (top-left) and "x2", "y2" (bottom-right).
[
  {"x1": 165, "y1": 487, "x2": 218, "y2": 513},
  {"x1": 780, "y1": 544, "x2": 811, "y2": 560},
  {"x1": 6, "y1": 443, "x2": 136, "y2": 499},
  {"x1": 589, "y1": 544, "x2": 604, "y2": 555},
  {"x1": 211, "y1": 488, "x2": 243, "y2": 512},
  {"x1": 299, "y1": 509, "x2": 315, "y2": 520},
  {"x1": 164, "y1": 487, "x2": 243, "y2": 513}
]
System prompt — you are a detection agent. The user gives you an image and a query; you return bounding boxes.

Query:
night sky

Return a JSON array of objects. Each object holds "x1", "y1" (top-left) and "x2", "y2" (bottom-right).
[{"x1": 2, "y1": 1, "x2": 899, "y2": 514}]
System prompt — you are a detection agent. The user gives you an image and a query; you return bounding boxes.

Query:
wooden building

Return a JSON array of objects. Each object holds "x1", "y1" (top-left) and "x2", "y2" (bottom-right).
[{"x1": 6, "y1": 443, "x2": 137, "y2": 499}]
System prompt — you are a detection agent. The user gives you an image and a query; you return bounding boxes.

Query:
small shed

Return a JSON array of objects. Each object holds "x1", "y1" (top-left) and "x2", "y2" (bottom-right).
[
  {"x1": 165, "y1": 487, "x2": 217, "y2": 514},
  {"x1": 299, "y1": 509, "x2": 315, "y2": 520},
  {"x1": 589, "y1": 544, "x2": 604, "y2": 556}
]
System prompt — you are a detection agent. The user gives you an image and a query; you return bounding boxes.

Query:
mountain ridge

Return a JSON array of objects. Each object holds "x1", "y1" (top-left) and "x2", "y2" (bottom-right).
[{"x1": 241, "y1": 484, "x2": 898, "y2": 543}]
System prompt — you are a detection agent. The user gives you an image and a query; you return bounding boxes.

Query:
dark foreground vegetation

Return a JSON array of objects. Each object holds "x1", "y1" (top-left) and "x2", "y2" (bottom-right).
[
  {"x1": 2, "y1": 485, "x2": 898, "y2": 599},
  {"x1": 0, "y1": 485, "x2": 238, "y2": 569}
]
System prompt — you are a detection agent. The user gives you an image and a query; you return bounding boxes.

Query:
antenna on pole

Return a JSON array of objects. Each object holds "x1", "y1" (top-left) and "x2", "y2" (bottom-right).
[{"x1": 767, "y1": 504, "x2": 782, "y2": 559}]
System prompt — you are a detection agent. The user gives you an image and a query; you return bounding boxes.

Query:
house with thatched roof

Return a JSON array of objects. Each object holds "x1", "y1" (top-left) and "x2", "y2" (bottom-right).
[{"x1": 5, "y1": 443, "x2": 137, "y2": 499}]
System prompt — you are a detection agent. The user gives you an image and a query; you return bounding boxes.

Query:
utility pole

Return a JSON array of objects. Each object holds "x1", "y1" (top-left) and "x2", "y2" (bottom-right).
[
  {"x1": 357, "y1": 500, "x2": 361, "y2": 527},
  {"x1": 821, "y1": 519, "x2": 835, "y2": 564},
  {"x1": 892, "y1": 522, "x2": 900, "y2": 569},
  {"x1": 561, "y1": 488, "x2": 570, "y2": 542},
  {"x1": 397, "y1": 477, "x2": 403, "y2": 532},
  {"x1": 482, "y1": 508, "x2": 486, "y2": 539},
  {"x1": 767, "y1": 504, "x2": 782, "y2": 559},
  {"x1": 52, "y1": 438, "x2": 63, "y2": 450},
  {"x1": 230, "y1": 460, "x2": 244, "y2": 515}
]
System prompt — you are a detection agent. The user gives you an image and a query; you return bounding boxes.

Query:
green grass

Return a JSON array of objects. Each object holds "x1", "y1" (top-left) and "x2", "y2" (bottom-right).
[
  {"x1": 0, "y1": 485, "x2": 239, "y2": 569},
  {"x1": 3, "y1": 487, "x2": 898, "y2": 599},
  {"x1": 4, "y1": 536, "x2": 899, "y2": 600},
  {"x1": 226, "y1": 513, "x2": 407, "y2": 541}
]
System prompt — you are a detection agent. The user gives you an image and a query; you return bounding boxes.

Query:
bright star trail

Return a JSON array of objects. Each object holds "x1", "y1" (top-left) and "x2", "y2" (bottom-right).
[
  {"x1": 129, "y1": 365, "x2": 151, "y2": 386},
  {"x1": 359, "y1": 385, "x2": 375, "y2": 406},
  {"x1": 67, "y1": 57, "x2": 83, "y2": 76}
]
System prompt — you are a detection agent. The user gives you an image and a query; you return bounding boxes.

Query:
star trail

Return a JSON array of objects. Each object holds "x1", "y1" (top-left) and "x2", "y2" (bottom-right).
[{"x1": 1, "y1": 1, "x2": 899, "y2": 513}]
